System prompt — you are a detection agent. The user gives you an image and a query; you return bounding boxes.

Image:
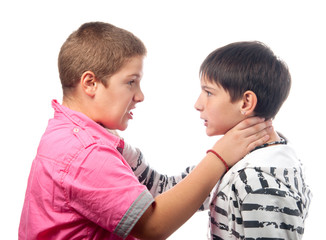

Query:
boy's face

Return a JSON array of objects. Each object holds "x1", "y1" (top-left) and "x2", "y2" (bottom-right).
[
  {"x1": 194, "y1": 77, "x2": 244, "y2": 136},
  {"x1": 93, "y1": 56, "x2": 144, "y2": 130}
]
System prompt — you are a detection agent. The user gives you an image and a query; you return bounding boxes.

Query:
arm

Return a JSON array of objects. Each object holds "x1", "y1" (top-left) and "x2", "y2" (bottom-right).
[
  {"x1": 241, "y1": 190, "x2": 305, "y2": 239},
  {"x1": 123, "y1": 143, "x2": 210, "y2": 210},
  {"x1": 238, "y1": 167, "x2": 308, "y2": 239},
  {"x1": 130, "y1": 117, "x2": 272, "y2": 240},
  {"x1": 123, "y1": 142, "x2": 195, "y2": 195},
  {"x1": 109, "y1": 129, "x2": 197, "y2": 199}
]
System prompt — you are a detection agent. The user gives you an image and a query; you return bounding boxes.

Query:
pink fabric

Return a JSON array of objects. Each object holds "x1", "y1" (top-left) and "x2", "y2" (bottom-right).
[{"x1": 19, "y1": 100, "x2": 151, "y2": 239}]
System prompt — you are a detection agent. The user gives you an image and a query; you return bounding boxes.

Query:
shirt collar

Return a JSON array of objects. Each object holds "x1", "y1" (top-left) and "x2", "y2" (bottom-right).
[{"x1": 51, "y1": 99, "x2": 122, "y2": 149}]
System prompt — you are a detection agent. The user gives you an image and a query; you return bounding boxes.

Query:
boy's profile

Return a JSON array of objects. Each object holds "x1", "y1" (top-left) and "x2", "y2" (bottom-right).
[
  {"x1": 19, "y1": 22, "x2": 272, "y2": 240},
  {"x1": 194, "y1": 41, "x2": 312, "y2": 239}
]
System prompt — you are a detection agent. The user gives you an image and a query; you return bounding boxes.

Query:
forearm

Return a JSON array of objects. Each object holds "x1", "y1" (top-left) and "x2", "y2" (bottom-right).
[
  {"x1": 140, "y1": 166, "x2": 195, "y2": 196},
  {"x1": 123, "y1": 142, "x2": 196, "y2": 196},
  {"x1": 131, "y1": 153, "x2": 226, "y2": 240},
  {"x1": 123, "y1": 142, "x2": 210, "y2": 210}
]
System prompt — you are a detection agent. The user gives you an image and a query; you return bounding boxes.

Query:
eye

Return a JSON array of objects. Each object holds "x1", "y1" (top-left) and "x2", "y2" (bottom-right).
[
  {"x1": 205, "y1": 90, "x2": 212, "y2": 96},
  {"x1": 128, "y1": 80, "x2": 135, "y2": 86}
]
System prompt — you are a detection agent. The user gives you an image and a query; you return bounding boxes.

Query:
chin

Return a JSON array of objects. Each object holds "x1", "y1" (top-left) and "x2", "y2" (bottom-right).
[
  {"x1": 206, "y1": 129, "x2": 216, "y2": 137},
  {"x1": 103, "y1": 122, "x2": 128, "y2": 131},
  {"x1": 206, "y1": 128, "x2": 223, "y2": 137},
  {"x1": 118, "y1": 122, "x2": 129, "y2": 131},
  {"x1": 118, "y1": 126, "x2": 127, "y2": 131}
]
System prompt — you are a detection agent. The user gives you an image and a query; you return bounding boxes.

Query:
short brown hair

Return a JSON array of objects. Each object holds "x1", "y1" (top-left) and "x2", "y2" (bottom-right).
[
  {"x1": 58, "y1": 22, "x2": 147, "y2": 94},
  {"x1": 200, "y1": 41, "x2": 291, "y2": 120}
]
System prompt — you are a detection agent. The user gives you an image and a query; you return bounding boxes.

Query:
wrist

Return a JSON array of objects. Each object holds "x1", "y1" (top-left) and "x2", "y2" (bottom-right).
[{"x1": 206, "y1": 150, "x2": 229, "y2": 172}]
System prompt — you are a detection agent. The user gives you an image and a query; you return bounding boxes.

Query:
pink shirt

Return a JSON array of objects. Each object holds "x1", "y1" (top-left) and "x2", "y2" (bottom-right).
[{"x1": 19, "y1": 100, "x2": 154, "y2": 240}]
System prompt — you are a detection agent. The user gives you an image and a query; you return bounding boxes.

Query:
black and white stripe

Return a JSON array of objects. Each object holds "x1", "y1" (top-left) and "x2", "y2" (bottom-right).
[{"x1": 209, "y1": 145, "x2": 312, "y2": 240}]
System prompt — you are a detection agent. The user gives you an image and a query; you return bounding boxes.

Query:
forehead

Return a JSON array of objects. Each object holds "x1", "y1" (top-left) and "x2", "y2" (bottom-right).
[
  {"x1": 200, "y1": 76, "x2": 232, "y2": 98},
  {"x1": 103, "y1": 56, "x2": 144, "y2": 85},
  {"x1": 116, "y1": 56, "x2": 144, "y2": 77}
]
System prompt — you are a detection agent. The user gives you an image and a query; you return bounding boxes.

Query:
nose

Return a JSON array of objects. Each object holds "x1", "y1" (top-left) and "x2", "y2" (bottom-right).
[
  {"x1": 194, "y1": 95, "x2": 203, "y2": 112},
  {"x1": 134, "y1": 88, "x2": 144, "y2": 103}
]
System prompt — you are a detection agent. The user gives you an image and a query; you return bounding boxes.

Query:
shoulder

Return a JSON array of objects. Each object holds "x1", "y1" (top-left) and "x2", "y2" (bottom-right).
[
  {"x1": 233, "y1": 167, "x2": 298, "y2": 202},
  {"x1": 41, "y1": 122, "x2": 125, "y2": 179},
  {"x1": 232, "y1": 166, "x2": 310, "y2": 217}
]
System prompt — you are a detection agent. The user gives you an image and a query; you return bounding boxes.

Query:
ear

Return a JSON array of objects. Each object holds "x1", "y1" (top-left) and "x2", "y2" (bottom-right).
[
  {"x1": 240, "y1": 90, "x2": 257, "y2": 116},
  {"x1": 80, "y1": 71, "x2": 98, "y2": 97}
]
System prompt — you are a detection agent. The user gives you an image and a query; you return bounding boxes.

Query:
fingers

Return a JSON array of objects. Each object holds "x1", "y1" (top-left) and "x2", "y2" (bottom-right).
[
  {"x1": 235, "y1": 117, "x2": 272, "y2": 137},
  {"x1": 246, "y1": 125, "x2": 273, "y2": 152},
  {"x1": 233, "y1": 117, "x2": 265, "y2": 130},
  {"x1": 211, "y1": 117, "x2": 274, "y2": 167},
  {"x1": 226, "y1": 117, "x2": 273, "y2": 154}
]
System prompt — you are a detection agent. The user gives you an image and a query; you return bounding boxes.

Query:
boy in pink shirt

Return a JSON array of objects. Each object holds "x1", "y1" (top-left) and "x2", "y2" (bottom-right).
[{"x1": 19, "y1": 22, "x2": 272, "y2": 240}]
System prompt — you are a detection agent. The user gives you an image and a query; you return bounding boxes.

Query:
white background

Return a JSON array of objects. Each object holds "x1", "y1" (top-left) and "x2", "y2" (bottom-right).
[{"x1": 1, "y1": 0, "x2": 324, "y2": 239}]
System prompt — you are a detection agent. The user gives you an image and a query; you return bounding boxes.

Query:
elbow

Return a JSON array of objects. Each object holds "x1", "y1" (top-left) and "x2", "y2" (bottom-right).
[
  {"x1": 133, "y1": 224, "x2": 169, "y2": 240},
  {"x1": 130, "y1": 202, "x2": 174, "y2": 240},
  {"x1": 146, "y1": 228, "x2": 168, "y2": 240},
  {"x1": 140, "y1": 235, "x2": 166, "y2": 240}
]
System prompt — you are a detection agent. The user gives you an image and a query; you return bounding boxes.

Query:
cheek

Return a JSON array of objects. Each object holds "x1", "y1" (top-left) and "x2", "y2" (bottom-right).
[
  {"x1": 207, "y1": 104, "x2": 237, "y2": 134},
  {"x1": 207, "y1": 102, "x2": 223, "y2": 121}
]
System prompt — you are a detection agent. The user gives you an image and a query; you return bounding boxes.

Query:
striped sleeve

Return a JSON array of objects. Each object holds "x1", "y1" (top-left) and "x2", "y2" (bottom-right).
[
  {"x1": 123, "y1": 142, "x2": 210, "y2": 211},
  {"x1": 241, "y1": 189, "x2": 304, "y2": 239},
  {"x1": 237, "y1": 168, "x2": 310, "y2": 239}
]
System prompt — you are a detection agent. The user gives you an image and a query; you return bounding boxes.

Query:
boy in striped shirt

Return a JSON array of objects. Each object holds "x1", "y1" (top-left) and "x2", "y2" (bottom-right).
[{"x1": 124, "y1": 41, "x2": 311, "y2": 239}]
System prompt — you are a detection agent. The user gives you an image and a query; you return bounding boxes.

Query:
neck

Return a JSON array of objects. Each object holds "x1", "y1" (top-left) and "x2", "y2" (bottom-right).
[
  {"x1": 62, "y1": 95, "x2": 86, "y2": 113},
  {"x1": 249, "y1": 129, "x2": 286, "y2": 153},
  {"x1": 267, "y1": 130, "x2": 281, "y2": 143}
]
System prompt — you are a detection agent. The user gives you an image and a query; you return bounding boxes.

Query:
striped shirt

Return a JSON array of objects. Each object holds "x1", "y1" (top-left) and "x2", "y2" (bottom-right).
[
  {"x1": 209, "y1": 144, "x2": 311, "y2": 239},
  {"x1": 123, "y1": 142, "x2": 311, "y2": 239}
]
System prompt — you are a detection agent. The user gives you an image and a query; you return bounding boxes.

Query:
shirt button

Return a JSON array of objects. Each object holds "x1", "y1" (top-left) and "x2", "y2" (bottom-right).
[{"x1": 73, "y1": 128, "x2": 79, "y2": 133}]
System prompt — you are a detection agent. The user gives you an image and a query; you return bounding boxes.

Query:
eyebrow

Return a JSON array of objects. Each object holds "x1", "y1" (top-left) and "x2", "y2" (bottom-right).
[
  {"x1": 127, "y1": 73, "x2": 142, "y2": 79},
  {"x1": 201, "y1": 85, "x2": 216, "y2": 91}
]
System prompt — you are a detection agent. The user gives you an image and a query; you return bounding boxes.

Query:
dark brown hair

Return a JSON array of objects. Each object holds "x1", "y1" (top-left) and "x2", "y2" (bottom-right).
[{"x1": 200, "y1": 41, "x2": 291, "y2": 119}]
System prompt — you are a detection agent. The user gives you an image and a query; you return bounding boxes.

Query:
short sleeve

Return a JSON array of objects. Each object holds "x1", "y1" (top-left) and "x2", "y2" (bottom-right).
[{"x1": 63, "y1": 144, "x2": 154, "y2": 239}]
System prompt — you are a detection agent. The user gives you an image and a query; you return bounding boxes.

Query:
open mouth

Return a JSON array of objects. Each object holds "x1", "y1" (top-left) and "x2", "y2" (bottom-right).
[
  {"x1": 127, "y1": 109, "x2": 134, "y2": 119},
  {"x1": 200, "y1": 117, "x2": 208, "y2": 126}
]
